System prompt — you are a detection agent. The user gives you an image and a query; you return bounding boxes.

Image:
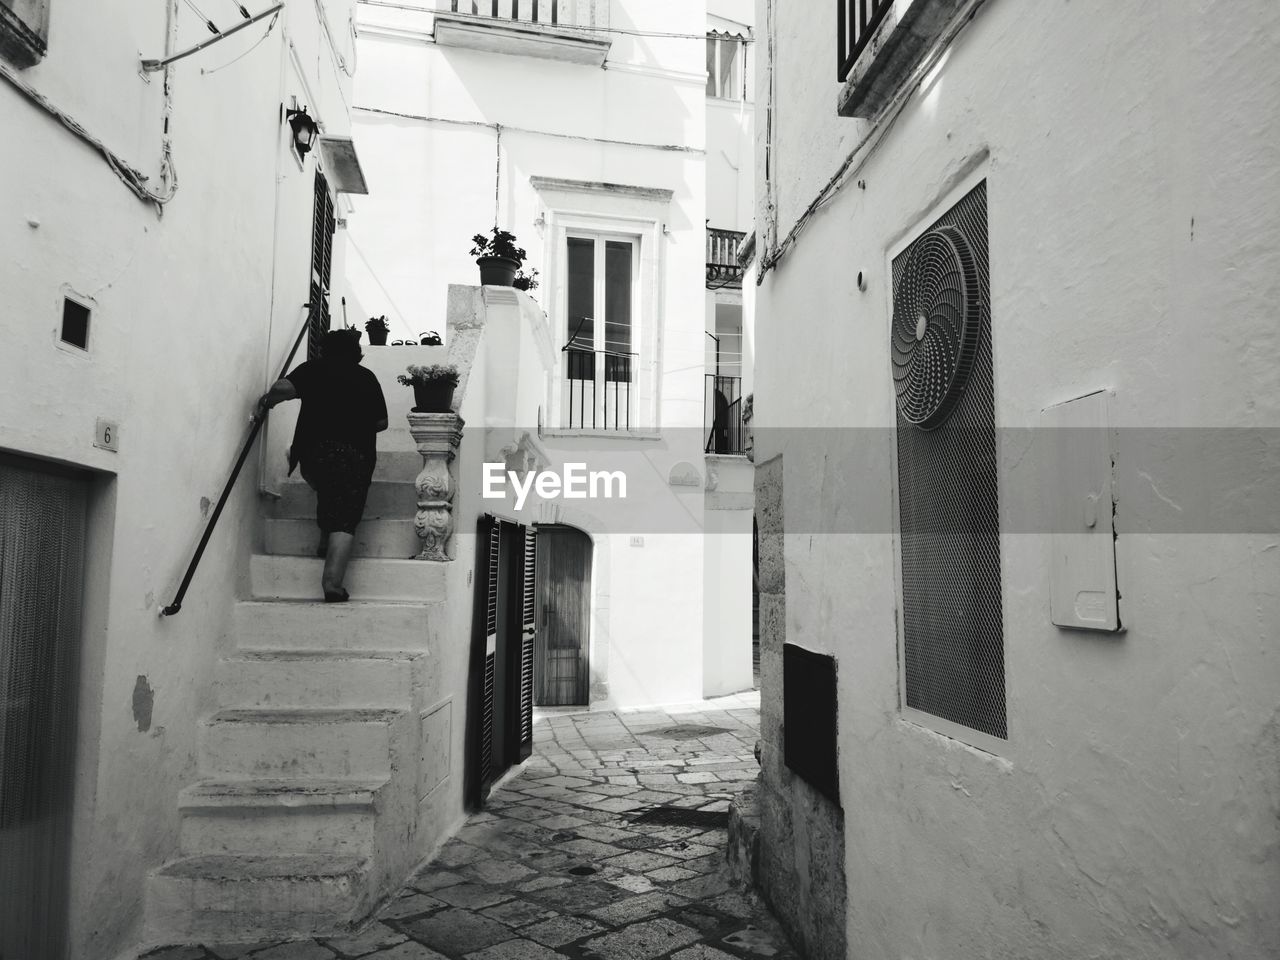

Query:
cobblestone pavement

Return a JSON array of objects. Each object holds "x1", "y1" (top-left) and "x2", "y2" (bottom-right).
[{"x1": 146, "y1": 690, "x2": 800, "y2": 960}]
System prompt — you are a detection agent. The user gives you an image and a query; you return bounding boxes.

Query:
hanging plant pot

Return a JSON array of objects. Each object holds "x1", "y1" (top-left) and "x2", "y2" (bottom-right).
[
  {"x1": 477, "y1": 255, "x2": 520, "y2": 287},
  {"x1": 412, "y1": 381, "x2": 456, "y2": 413},
  {"x1": 366, "y1": 328, "x2": 389, "y2": 346}
]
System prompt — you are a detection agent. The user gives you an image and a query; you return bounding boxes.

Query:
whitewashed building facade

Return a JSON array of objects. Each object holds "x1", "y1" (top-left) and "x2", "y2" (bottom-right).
[
  {"x1": 1, "y1": 0, "x2": 364, "y2": 955},
  {"x1": 748, "y1": 2, "x2": 1280, "y2": 959},
  {"x1": 350, "y1": 0, "x2": 758, "y2": 707}
]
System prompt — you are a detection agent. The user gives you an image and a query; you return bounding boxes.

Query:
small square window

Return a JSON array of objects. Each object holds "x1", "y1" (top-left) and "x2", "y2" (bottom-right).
[{"x1": 60, "y1": 298, "x2": 90, "y2": 350}]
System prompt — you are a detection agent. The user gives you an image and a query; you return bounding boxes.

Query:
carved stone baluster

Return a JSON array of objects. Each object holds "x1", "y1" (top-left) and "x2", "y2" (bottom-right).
[{"x1": 406, "y1": 412, "x2": 465, "y2": 561}]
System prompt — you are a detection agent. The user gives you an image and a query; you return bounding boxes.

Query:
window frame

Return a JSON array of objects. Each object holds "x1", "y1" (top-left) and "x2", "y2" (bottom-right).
[
  {"x1": 559, "y1": 228, "x2": 643, "y2": 431},
  {"x1": 706, "y1": 33, "x2": 745, "y2": 101},
  {"x1": 530, "y1": 178, "x2": 672, "y2": 437}
]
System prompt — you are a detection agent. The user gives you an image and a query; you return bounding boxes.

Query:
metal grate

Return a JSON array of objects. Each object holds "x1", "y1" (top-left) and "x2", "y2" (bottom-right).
[
  {"x1": 642, "y1": 724, "x2": 731, "y2": 741},
  {"x1": 631, "y1": 806, "x2": 730, "y2": 828},
  {"x1": 1, "y1": 457, "x2": 88, "y2": 960},
  {"x1": 892, "y1": 180, "x2": 1006, "y2": 740}
]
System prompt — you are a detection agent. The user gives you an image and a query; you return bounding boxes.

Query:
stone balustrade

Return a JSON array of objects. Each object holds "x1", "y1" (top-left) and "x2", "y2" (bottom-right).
[{"x1": 407, "y1": 412, "x2": 464, "y2": 561}]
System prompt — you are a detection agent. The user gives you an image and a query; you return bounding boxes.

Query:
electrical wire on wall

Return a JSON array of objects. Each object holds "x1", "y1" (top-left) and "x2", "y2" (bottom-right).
[
  {"x1": 314, "y1": 0, "x2": 357, "y2": 77},
  {"x1": 493, "y1": 123, "x2": 503, "y2": 229},
  {"x1": 755, "y1": 0, "x2": 990, "y2": 284},
  {"x1": 0, "y1": 61, "x2": 176, "y2": 213},
  {"x1": 200, "y1": 7, "x2": 280, "y2": 74}
]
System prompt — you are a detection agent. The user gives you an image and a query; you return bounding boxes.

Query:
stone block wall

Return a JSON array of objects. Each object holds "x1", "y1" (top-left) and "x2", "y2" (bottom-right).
[{"x1": 753, "y1": 455, "x2": 847, "y2": 960}]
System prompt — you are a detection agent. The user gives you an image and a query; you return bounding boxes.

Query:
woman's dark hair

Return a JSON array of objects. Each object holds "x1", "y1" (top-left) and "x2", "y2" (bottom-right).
[{"x1": 321, "y1": 328, "x2": 363, "y2": 364}]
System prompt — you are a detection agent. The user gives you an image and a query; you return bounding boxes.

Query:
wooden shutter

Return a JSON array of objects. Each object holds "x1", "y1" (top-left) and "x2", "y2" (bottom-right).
[
  {"x1": 307, "y1": 170, "x2": 335, "y2": 359},
  {"x1": 480, "y1": 518, "x2": 500, "y2": 793},
  {"x1": 518, "y1": 525, "x2": 536, "y2": 760}
]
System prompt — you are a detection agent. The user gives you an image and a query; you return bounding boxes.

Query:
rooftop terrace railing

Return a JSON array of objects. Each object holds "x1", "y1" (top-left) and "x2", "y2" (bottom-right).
[{"x1": 444, "y1": 0, "x2": 606, "y2": 28}]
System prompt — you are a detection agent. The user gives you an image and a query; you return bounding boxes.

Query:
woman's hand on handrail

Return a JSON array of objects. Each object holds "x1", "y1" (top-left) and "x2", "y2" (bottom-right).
[{"x1": 252, "y1": 378, "x2": 298, "y2": 423}]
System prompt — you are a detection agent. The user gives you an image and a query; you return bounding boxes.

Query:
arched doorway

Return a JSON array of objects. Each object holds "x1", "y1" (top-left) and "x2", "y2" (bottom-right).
[{"x1": 534, "y1": 524, "x2": 593, "y2": 706}]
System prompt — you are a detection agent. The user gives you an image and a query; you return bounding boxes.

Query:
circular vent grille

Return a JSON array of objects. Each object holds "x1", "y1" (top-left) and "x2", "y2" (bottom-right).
[{"x1": 890, "y1": 225, "x2": 980, "y2": 429}]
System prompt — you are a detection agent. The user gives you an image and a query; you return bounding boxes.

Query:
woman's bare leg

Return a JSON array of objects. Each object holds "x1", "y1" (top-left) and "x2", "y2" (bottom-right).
[{"x1": 322, "y1": 532, "x2": 355, "y2": 596}]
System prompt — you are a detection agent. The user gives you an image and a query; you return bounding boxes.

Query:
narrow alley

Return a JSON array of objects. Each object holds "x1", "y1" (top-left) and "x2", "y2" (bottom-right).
[{"x1": 141, "y1": 692, "x2": 794, "y2": 960}]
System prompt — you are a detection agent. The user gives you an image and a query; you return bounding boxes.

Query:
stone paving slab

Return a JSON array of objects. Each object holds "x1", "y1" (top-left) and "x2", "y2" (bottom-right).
[{"x1": 141, "y1": 692, "x2": 799, "y2": 960}]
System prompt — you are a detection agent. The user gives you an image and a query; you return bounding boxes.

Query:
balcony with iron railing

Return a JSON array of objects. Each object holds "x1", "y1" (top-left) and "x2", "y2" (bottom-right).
[
  {"x1": 707, "y1": 227, "x2": 746, "y2": 289},
  {"x1": 705, "y1": 374, "x2": 745, "y2": 455},
  {"x1": 837, "y1": 0, "x2": 971, "y2": 118},
  {"x1": 563, "y1": 346, "x2": 637, "y2": 432},
  {"x1": 434, "y1": 0, "x2": 612, "y2": 66}
]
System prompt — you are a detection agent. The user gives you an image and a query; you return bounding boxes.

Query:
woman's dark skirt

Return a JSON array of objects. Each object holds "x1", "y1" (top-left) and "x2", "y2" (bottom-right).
[{"x1": 300, "y1": 440, "x2": 375, "y2": 535}]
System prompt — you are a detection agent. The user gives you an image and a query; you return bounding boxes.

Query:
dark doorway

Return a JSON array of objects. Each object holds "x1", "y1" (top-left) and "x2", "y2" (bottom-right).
[
  {"x1": 1, "y1": 454, "x2": 89, "y2": 960},
  {"x1": 534, "y1": 525, "x2": 592, "y2": 706}
]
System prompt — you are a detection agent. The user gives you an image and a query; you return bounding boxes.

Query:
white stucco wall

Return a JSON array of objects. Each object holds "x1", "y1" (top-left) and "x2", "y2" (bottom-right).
[
  {"x1": 0, "y1": 0, "x2": 355, "y2": 955},
  {"x1": 347, "y1": 3, "x2": 721, "y2": 708},
  {"x1": 753, "y1": 1, "x2": 1280, "y2": 958}
]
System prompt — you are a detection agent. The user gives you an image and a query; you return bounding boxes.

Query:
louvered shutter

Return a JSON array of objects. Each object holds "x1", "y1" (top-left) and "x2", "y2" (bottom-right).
[
  {"x1": 307, "y1": 171, "x2": 335, "y2": 359},
  {"x1": 518, "y1": 525, "x2": 536, "y2": 760},
  {"x1": 479, "y1": 518, "x2": 500, "y2": 794}
]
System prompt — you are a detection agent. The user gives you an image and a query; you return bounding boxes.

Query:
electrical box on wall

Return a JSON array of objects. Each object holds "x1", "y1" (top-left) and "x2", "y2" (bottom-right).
[{"x1": 1042, "y1": 390, "x2": 1121, "y2": 632}]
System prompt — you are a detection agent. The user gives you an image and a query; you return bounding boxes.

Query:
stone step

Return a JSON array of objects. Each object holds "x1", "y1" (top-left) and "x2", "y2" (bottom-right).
[
  {"x1": 250, "y1": 554, "x2": 447, "y2": 602},
  {"x1": 214, "y1": 648, "x2": 423, "y2": 708},
  {"x1": 265, "y1": 518, "x2": 421, "y2": 559},
  {"x1": 178, "y1": 778, "x2": 385, "y2": 858},
  {"x1": 272, "y1": 479, "x2": 416, "y2": 521},
  {"x1": 231, "y1": 599, "x2": 436, "y2": 652},
  {"x1": 373, "y1": 450, "x2": 421, "y2": 482},
  {"x1": 146, "y1": 854, "x2": 372, "y2": 942},
  {"x1": 199, "y1": 709, "x2": 403, "y2": 779}
]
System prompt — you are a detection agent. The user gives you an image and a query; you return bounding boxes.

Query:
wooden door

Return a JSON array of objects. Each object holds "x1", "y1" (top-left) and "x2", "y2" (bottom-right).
[{"x1": 534, "y1": 525, "x2": 592, "y2": 706}]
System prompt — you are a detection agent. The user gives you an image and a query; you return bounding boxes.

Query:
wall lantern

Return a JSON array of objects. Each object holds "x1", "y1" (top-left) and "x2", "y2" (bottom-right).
[{"x1": 285, "y1": 106, "x2": 320, "y2": 158}]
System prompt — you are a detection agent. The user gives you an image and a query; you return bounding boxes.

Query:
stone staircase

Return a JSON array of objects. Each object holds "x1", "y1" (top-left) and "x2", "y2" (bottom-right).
[{"x1": 145, "y1": 453, "x2": 446, "y2": 942}]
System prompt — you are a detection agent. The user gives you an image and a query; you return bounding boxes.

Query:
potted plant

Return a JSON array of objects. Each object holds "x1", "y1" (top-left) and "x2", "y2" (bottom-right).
[
  {"x1": 365, "y1": 315, "x2": 390, "y2": 346},
  {"x1": 470, "y1": 227, "x2": 527, "y2": 287},
  {"x1": 512, "y1": 267, "x2": 539, "y2": 293},
  {"x1": 397, "y1": 363, "x2": 460, "y2": 412}
]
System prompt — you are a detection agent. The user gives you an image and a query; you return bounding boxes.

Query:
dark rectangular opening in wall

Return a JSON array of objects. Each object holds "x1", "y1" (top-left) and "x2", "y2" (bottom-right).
[
  {"x1": 60, "y1": 298, "x2": 89, "y2": 350},
  {"x1": 783, "y1": 643, "x2": 839, "y2": 805}
]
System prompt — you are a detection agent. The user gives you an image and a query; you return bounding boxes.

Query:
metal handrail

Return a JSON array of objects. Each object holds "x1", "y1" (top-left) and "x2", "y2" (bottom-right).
[{"x1": 160, "y1": 303, "x2": 312, "y2": 617}]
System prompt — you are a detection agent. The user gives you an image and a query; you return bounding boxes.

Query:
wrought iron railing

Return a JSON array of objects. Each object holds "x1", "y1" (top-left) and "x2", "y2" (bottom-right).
[
  {"x1": 707, "y1": 227, "x2": 746, "y2": 288},
  {"x1": 161, "y1": 303, "x2": 313, "y2": 617},
  {"x1": 838, "y1": 0, "x2": 892, "y2": 82},
  {"x1": 705, "y1": 374, "x2": 745, "y2": 455},
  {"x1": 564, "y1": 346, "x2": 637, "y2": 431},
  {"x1": 445, "y1": 0, "x2": 604, "y2": 28}
]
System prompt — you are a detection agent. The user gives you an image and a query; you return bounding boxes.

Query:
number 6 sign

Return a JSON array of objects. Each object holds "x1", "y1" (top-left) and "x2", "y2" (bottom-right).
[{"x1": 94, "y1": 418, "x2": 120, "y2": 452}]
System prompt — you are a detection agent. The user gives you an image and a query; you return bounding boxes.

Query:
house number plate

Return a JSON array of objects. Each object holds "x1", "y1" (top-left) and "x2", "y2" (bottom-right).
[{"x1": 94, "y1": 418, "x2": 120, "y2": 452}]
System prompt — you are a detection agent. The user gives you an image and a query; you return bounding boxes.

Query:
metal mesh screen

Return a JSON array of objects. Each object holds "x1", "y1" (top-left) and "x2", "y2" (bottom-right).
[
  {"x1": 0, "y1": 457, "x2": 88, "y2": 960},
  {"x1": 891, "y1": 181, "x2": 1006, "y2": 740}
]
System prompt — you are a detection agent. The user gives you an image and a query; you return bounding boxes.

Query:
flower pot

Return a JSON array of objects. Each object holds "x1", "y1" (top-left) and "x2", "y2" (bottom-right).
[
  {"x1": 412, "y1": 381, "x2": 456, "y2": 413},
  {"x1": 366, "y1": 327, "x2": 389, "y2": 346},
  {"x1": 477, "y1": 256, "x2": 520, "y2": 287}
]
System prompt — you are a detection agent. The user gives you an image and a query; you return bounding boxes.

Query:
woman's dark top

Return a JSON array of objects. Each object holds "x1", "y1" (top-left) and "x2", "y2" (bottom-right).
[{"x1": 285, "y1": 359, "x2": 388, "y2": 474}]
